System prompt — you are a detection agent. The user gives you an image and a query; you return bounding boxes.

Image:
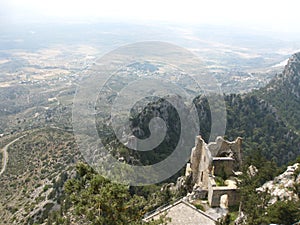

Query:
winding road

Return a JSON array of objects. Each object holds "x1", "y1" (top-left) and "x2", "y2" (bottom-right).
[{"x1": 0, "y1": 135, "x2": 25, "y2": 177}]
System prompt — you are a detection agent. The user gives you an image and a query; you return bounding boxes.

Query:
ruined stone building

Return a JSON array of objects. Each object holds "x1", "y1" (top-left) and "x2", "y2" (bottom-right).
[
  {"x1": 186, "y1": 136, "x2": 243, "y2": 207},
  {"x1": 143, "y1": 136, "x2": 243, "y2": 224}
]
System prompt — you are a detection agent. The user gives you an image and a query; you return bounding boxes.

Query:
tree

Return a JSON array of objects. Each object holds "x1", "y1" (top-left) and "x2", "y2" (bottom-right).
[
  {"x1": 266, "y1": 200, "x2": 300, "y2": 224},
  {"x1": 60, "y1": 163, "x2": 170, "y2": 224}
]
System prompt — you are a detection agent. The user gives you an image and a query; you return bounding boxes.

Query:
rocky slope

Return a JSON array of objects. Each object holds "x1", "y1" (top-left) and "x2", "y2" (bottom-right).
[
  {"x1": 257, "y1": 163, "x2": 300, "y2": 204},
  {"x1": 1, "y1": 51, "x2": 300, "y2": 224},
  {"x1": 127, "y1": 53, "x2": 300, "y2": 166},
  {"x1": 258, "y1": 52, "x2": 300, "y2": 132},
  {"x1": 0, "y1": 128, "x2": 81, "y2": 224}
]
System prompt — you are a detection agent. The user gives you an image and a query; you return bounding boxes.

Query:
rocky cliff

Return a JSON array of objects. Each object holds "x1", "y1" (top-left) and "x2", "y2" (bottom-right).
[
  {"x1": 259, "y1": 52, "x2": 300, "y2": 131},
  {"x1": 257, "y1": 163, "x2": 300, "y2": 204}
]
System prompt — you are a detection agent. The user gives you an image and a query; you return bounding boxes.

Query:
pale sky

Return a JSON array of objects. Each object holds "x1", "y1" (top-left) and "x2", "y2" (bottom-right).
[{"x1": 1, "y1": 0, "x2": 300, "y2": 32}]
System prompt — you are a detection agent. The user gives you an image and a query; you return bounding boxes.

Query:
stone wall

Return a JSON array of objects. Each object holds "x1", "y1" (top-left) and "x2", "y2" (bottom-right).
[
  {"x1": 188, "y1": 136, "x2": 242, "y2": 207},
  {"x1": 213, "y1": 157, "x2": 234, "y2": 178},
  {"x1": 190, "y1": 136, "x2": 203, "y2": 184},
  {"x1": 197, "y1": 141, "x2": 211, "y2": 188},
  {"x1": 207, "y1": 177, "x2": 240, "y2": 207},
  {"x1": 208, "y1": 187, "x2": 240, "y2": 207}
]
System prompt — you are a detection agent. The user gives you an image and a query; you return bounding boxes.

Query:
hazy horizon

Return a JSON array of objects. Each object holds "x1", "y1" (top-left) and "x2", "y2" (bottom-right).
[{"x1": 1, "y1": 0, "x2": 300, "y2": 35}]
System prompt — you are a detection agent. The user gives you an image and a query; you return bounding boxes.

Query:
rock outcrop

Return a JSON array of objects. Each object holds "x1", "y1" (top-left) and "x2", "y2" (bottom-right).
[{"x1": 257, "y1": 163, "x2": 300, "y2": 204}]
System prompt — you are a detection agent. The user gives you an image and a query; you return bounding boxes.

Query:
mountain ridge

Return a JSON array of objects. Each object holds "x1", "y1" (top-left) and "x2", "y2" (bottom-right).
[{"x1": 258, "y1": 52, "x2": 300, "y2": 132}]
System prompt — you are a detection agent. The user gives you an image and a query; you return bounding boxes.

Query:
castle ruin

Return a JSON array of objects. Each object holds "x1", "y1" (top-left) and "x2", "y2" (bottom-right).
[{"x1": 186, "y1": 136, "x2": 243, "y2": 207}]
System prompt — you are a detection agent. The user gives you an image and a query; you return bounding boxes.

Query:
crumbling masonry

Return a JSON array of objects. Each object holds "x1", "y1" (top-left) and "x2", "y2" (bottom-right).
[{"x1": 186, "y1": 136, "x2": 243, "y2": 207}]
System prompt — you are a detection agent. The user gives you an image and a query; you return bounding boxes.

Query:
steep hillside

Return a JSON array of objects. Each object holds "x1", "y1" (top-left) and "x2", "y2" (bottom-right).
[
  {"x1": 258, "y1": 52, "x2": 300, "y2": 132},
  {"x1": 198, "y1": 53, "x2": 300, "y2": 165},
  {"x1": 0, "y1": 52, "x2": 299, "y2": 224},
  {"x1": 257, "y1": 163, "x2": 300, "y2": 204},
  {"x1": 128, "y1": 53, "x2": 300, "y2": 166},
  {"x1": 0, "y1": 128, "x2": 81, "y2": 224},
  {"x1": 237, "y1": 156, "x2": 300, "y2": 225},
  {"x1": 194, "y1": 94, "x2": 300, "y2": 165}
]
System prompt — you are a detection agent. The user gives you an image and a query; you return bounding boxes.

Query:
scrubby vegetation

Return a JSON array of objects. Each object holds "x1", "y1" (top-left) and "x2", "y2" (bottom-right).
[
  {"x1": 46, "y1": 162, "x2": 173, "y2": 225},
  {"x1": 127, "y1": 93, "x2": 300, "y2": 167},
  {"x1": 0, "y1": 128, "x2": 81, "y2": 225},
  {"x1": 237, "y1": 152, "x2": 300, "y2": 224},
  {"x1": 1, "y1": 52, "x2": 300, "y2": 224}
]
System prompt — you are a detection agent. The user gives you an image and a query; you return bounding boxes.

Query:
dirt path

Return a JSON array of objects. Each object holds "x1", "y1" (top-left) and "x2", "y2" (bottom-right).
[{"x1": 0, "y1": 135, "x2": 26, "y2": 176}]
